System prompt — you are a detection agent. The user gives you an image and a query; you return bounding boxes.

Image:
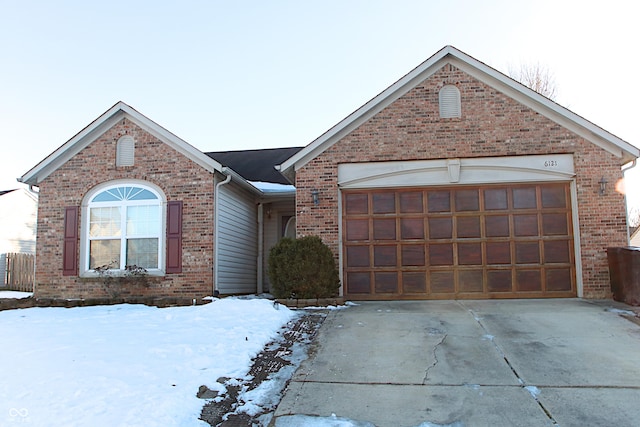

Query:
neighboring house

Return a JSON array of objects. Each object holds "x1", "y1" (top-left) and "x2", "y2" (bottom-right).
[
  {"x1": 0, "y1": 188, "x2": 38, "y2": 286},
  {"x1": 19, "y1": 45, "x2": 639, "y2": 302}
]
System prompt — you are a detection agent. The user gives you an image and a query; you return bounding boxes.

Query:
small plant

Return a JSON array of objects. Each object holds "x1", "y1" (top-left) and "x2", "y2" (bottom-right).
[
  {"x1": 268, "y1": 236, "x2": 340, "y2": 299},
  {"x1": 93, "y1": 261, "x2": 149, "y2": 298}
]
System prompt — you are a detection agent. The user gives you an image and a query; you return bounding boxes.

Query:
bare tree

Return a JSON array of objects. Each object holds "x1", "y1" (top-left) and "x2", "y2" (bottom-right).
[{"x1": 509, "y1": 62, "x2": 558, "y2": 101}]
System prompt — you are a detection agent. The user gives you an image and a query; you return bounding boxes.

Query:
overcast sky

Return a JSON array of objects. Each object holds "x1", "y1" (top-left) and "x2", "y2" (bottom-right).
[{"x1": 2, "y1": 0, "x2": 639, "y2": 208}]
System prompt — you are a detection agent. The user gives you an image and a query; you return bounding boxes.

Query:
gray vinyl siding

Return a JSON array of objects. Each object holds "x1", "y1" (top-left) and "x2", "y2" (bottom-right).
[{"x1": 217, "y1": 182, "x2": 258, "y2": 294}]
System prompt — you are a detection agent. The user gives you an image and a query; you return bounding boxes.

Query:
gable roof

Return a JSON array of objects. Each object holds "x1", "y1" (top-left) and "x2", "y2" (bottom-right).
[
  {"x1": 206, "y1": 147, "x2": 303, "y2": 185},
  {"x1": 19, "y1": 101, "x2": 227, "y2": 187},
  {"x1": 278, "y1": 45, "x2": 639, "y2": 181}
]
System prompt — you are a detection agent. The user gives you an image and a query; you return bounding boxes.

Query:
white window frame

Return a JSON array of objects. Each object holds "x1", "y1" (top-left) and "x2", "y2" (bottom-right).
[{"x1": 80, "y1": 181, "x2": 166, "y2": 277}]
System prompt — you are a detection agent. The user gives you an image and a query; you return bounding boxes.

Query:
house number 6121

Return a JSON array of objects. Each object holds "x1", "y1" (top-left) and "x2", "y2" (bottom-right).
[{"x1": 544, "y1": 160, "x2": 558, "y2": 167}]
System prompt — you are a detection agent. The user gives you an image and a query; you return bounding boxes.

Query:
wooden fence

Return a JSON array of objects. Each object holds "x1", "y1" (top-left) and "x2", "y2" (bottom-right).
[{"x1": 3, "y1": 253, "x2": 35, "y2": 292}]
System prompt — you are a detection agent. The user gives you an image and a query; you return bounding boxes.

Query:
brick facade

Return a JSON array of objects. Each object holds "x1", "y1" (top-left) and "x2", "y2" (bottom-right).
[
  {"x1": 35, "y1": 118, "x2": 215, "y2": 300},
  {"x1": 295, "y1": 64, "x2": 628, "y2": 299}
]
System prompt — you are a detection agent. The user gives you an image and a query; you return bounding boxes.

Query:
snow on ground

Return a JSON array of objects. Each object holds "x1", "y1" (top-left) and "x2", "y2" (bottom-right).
[
  {"x1": 0, "y1": 298, "x2": 297, "y2": 426},
  {"x1": 0, "y1": 290, "x2": 33, "y2": 299}
]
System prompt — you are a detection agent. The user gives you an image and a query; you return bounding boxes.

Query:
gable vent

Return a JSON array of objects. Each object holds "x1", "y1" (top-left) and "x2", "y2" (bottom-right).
[
  {"x1": 439, "y1": 85, "x2": 461, "y2": 118},
  {"x1": 116, "y1": 135, "x2": 135, "y2": 166}
]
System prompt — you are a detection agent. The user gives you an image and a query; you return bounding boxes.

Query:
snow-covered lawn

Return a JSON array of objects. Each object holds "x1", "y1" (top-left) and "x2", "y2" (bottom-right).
[
  {"x1": 0, "y1": 290, "x2": 33, "y2": 299},
  {"x1": 0, "y1": 298, "x2": 297, "y2": 426}
]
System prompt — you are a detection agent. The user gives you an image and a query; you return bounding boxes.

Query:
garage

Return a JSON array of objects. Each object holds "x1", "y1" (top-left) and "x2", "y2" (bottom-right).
[{"x1": 343, "y1": 182, "x2": 576, "y2": 300}]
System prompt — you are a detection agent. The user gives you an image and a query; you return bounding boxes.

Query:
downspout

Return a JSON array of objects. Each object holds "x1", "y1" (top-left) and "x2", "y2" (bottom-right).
[
  {"x1": 257, "y1": 203, "x2": 264, "y2": 294},
  {"x1": 214, "y1": 171, "x2": 232, "y2": 296},
  {"x1": 622, "y1": 159, "x2": 638, "y2": 244}
]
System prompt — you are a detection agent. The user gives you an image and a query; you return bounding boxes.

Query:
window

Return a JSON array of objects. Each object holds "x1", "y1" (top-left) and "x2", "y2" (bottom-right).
[
  {"x1": 439, "y1": 85, "x2": 461, "y2": 118},
  {"x1": 86, "y1": 184, "x2": 162, "y2": 272}
]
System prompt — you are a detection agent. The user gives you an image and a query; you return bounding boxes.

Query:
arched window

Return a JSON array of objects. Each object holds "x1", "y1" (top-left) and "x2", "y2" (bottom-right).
[
  {"x1": 85, "y1": 184, "x2": 163, "y2": 272},
  {"x1": 439, "y1": 85, "x2": 461, "y2": 118}
]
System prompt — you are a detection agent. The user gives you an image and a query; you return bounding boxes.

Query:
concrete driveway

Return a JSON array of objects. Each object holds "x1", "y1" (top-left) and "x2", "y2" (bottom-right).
[{"x1": 273, "y1": 299, "x2": 640, "y2": 427}]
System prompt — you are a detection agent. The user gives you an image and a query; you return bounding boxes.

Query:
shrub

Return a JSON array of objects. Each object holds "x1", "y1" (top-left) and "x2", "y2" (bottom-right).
[{"x1": 268, "y1": 236, "x2": 340, "y2": 299}]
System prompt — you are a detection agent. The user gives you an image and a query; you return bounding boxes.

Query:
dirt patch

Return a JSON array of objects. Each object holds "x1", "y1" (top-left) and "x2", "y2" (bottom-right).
[{"x1": 199, "y1": 310, "x2": 327, "y2": 426}]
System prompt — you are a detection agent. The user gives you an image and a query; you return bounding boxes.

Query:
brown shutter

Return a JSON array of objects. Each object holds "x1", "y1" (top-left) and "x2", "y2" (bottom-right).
[
  {"x1": 63, "y1": 206, "x2": 79, "y2": 276},
  {"x1": 166, "y1": 201, "x2": 183, "y2": 273}
]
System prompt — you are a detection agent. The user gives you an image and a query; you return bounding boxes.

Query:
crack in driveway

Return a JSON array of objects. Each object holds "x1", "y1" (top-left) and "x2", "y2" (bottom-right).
[{"x1": 423, "y1": 333, "x2": 447, "y2": 384}]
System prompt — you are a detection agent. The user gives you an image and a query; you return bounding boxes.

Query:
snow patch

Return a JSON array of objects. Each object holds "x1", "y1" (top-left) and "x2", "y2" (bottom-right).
[
  {"x1": 0, "y1": 291, "x2": 32, "y2": 299},
  {"x1": 525, "y1": 385, "x2": 541, "y2": 398},
  {"x1": 250, "y1": 181, "x2": 295, "y2": 193},
  {"x1": 0, "y1": 298, "x2": 296, "y2": 426}
]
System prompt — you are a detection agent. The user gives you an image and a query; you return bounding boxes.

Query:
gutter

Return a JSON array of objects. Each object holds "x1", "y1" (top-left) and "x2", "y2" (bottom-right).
[{"x1": 214, "y1": 171, "x2": 232, "y2": 296}]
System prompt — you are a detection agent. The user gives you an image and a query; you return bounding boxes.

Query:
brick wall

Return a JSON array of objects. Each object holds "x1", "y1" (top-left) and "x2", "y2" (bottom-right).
[
  {"x1": 35, "y1": 118, "x2": 215, "y2": 300},
  {"x1": 296, "y1": 64, "x2": 628, "y2": 299}
]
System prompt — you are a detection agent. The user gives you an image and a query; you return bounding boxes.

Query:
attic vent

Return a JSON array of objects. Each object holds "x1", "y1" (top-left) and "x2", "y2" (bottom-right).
[
  {"x1": 116, "y1": 135, "x2": 135, "y2": 166},
  {"x1": 439, "y1": 85, "x2": 461, "y2": 118}
]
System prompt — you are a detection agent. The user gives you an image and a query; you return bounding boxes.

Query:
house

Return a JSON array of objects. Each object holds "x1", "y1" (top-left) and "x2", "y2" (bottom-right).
[
  {"x1": 18, "y1": 103, "x2": 299, "y2": 301},
  {"x1": 277, "y1": 45, "x2": 638, "y2": 300},
  {"x1": 0, "y1": 188, "x2": 38, "y2": 287},
  {"x1": 19, "y1": 45, "x2": 639, "y2": 302}
]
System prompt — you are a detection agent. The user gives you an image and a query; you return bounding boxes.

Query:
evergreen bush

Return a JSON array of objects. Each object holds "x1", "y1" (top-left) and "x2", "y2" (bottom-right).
[{"x1": 267, "y1": 236, "x2": 340, "y2": 299}]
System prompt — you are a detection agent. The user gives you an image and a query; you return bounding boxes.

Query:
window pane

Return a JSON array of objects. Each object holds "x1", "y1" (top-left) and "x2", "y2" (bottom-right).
[
  {"x1": 92, "y1": 186, "x2": 159, "y2": 202},
  {"x1": 90, "y1": 207, "x2": 121, "y2": 237},
  {"x1": 127, "y1": 238, "x2": 159, "y2": 269},
  {"x1": 90, "y1": 240, "x2": 121, "y2": 269},
  {"x1": 126, "y1": 205, "x2": 161, "y2": 236}
]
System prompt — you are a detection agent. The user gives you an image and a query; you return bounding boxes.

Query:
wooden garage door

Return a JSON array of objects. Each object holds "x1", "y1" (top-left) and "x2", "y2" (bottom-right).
[{"x1": 343, "y1": 183, "x2": 576, "y2": 299}]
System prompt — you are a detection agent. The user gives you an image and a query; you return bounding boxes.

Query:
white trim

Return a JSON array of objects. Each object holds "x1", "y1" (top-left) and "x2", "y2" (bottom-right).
[
  {"x1": 80, "y1": 180, "x2": 167, "y2": 277},
  {"x1": 338, "y1": 154, "x2": 575, "y2": 189},
  {"x1": 570, "y1": 179, "x2": 583, "y2": 297}
]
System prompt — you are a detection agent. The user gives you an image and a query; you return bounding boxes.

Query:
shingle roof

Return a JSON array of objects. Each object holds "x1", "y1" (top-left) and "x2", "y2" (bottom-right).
[
  {"x1": 0, "y1": 189, "x2": 17, "y2": 197},
  {"x1": 206, "y1": 147, "x2": 303, "y2": 185}
]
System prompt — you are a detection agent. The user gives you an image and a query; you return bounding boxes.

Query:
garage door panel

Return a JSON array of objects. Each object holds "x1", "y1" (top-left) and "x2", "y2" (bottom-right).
[
  {"x1": 487, "y1": 270, "x2": 512, "y2": 292},
  {"x1": 516, "y1": 242, "x2": 540, "y2": 264},
  {"x1": 374, "y1": 246, "x2": 397, "y2": 266},
  {"x1": 399, "y1": 192, "x2": 424, "y2": 213},
  {"x1": 457, "y1": 216, "x2": 481, "y2": 238},
  {"x1": 401, "y1": 245, "x2": 426, "y2": 266},
  {"x1": 486, "y1": 242, "x2": 511, "y2": 264},
  {"x1": 455, "y1": 189, "x2": 480, "y2": 211},
  {"x1": 373, "y1": 193, "x2": 395, "y2": 214},
  {"x1": 516, "y1": 270, "x2": 542, "y2": 292},
  {"x1": 541, "y1": 185, "x2": 567, "y2": 208},
  {"x1": 374, "y1": 272, "x2": 398, "y2": 293},
  {"x1": 428, "y1": 191, "x2": 451, "y2": 212},
  {"x1": 514, "y1": 214, "x2": 539, "y2": 236},
  {"x1": 459, "y1": 270, "x2": 484, "y2": 292},
  {"x1": 458, "y1": 243, "x2": 482, "y2": 265},
  {"x1": 546, "y1": 269, "x2": 572, "y2": 291},
  {"x1": 345, "y1": 193, "x2": 369, "y2": 214},
  {"x1": 429, "y1": 217, "x2": 452, "y2": 239},
  {"x1": 485, "y1": 215, "x2": 510, "y2": 237},
  {"x1": 346, "y1": 245, "x2": 370, "y2": 267},
  {"x1": 346, "y1": 219, "x2": 369, "y2": 241},
  {"x1": 543, "y1": 213, "x2": 569, "y2": 235},
  {"x1": 484, "y1": 188, "x2": 508, "y2": 210},
  {"x1": 513, "y1": 187, "x2": 537, "y2": 209},
  {"x1": 429, "y1": 244, "x2": 454, "y2": 265},
  {"x1": 403, "y1": 272, "x2": 427, "y2": 293},
  {"x1": 346, "y1": 272, "x2": 371, "y2": 294},
  {"x1": 401, "y1": 218, "x2": 425, "y2": 239},
  {"x1": 431, "y1": 271, "x2": 455, "y2": 293},
  {"x1": 343, "y1": 183, "x2": 575, "y2": 300}
]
